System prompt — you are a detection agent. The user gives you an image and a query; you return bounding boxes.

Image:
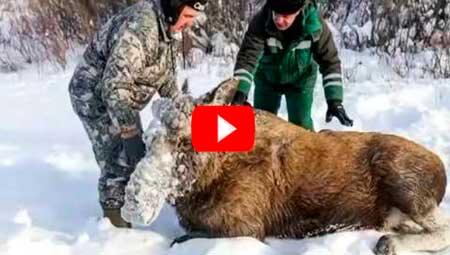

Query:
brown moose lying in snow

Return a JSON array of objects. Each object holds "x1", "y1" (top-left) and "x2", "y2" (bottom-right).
[{"x1": 121, "y1": 79, "x2": 449, "y2": 255}]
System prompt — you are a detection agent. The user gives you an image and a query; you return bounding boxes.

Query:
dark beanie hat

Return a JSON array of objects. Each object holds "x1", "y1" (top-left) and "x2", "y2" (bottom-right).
[
  {"x1": 267, "y1": 0, "x2": 306, "y2": 15},
  {"x1": 162, "y1": 0, "x2": 208, "y2": 24},
  {"x1": 183, "y1": 0, "x2": 207, "y2": 11}
]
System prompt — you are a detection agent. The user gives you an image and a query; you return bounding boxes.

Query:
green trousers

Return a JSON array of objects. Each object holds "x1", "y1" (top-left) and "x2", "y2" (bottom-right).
[{"x1": 253, "y1": 76, "x2": 316, "y2": 131}]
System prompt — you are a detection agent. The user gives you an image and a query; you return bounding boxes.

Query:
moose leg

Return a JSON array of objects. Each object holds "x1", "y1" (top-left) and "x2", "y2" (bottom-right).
[
  {"x1": 383, "y1": 207, "x2": 423, "y2": 235},
  {"x1": 199, "y1": 203, "x2": 267, "y2": 240},
  {"x1": 375, "y1": 206, "x2": 450, "y2": 255},
  {"x1": 187, "y1": 187, "x2": 268, "y2": 240}
]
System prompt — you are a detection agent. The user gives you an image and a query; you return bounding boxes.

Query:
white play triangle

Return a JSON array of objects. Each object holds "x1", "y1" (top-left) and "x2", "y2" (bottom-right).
[{"x1": 217, "y1": 115, "x2": 237, "y2": 143}]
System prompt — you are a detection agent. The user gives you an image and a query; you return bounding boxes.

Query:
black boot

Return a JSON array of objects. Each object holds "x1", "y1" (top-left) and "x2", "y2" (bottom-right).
[{"x1": 103, "y1": 208, "x2": 132, "y2": 228}]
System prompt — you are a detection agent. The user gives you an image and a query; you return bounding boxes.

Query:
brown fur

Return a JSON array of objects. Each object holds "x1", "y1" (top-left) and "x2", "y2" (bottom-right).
[
  {"x1": 174, "y1": 109, "x2": 447, "y2": 240},
  {"x1": 128, "y1": 79, "x2": 450, "y2": 254}
]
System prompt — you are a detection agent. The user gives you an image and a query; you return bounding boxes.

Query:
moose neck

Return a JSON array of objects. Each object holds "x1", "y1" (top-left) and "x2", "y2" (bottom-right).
[{"x1": 166, "y1": 136, "x2": 206, "y2": 205}]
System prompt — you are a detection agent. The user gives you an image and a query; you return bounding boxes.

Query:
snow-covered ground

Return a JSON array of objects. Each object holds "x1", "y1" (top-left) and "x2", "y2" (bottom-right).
[{"x1": 1, "y1": 51, "x2": 450, "y2": 255}]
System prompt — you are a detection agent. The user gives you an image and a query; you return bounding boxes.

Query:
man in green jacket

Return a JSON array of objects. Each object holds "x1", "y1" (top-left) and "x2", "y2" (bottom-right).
[{"x1": 231, "y1": 0, "x2": 353, "y2": 130}]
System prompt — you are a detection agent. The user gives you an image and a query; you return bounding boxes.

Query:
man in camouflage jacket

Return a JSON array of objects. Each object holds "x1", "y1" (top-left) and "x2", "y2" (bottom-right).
[
  {"x1": 232, "y1": 0, "x2": 353, "y2": 130},
  {"x1": 68, "y1": 0, "x2": 207, "y2": 227}
]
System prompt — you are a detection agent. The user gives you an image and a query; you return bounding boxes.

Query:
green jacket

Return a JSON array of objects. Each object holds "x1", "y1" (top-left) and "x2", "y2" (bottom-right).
[{"x1": 234, "y1": 2, "x2": 343, "y2": 101}]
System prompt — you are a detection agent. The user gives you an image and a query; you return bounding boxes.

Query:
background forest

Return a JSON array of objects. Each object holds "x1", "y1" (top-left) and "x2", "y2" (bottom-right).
[{"x1": 1, "y1": 0, "x2": 449, "y2": 77}]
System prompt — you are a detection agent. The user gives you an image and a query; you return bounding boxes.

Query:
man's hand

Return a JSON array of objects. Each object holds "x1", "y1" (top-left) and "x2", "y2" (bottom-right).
[
  {"x1": 122, "y1": 134, "x2": 146, "y2": 167},
  {"x1": 326, "y1": 100, "x2": 353, "y2": 127},
  {"x1": 231, "y1": 90, "x2": 250, "y2": 106}
]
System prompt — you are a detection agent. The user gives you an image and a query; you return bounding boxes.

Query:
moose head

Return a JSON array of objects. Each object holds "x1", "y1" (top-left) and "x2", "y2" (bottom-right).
[{"x1": 121, "y1": 79, "x2": 239, "y2": 225}]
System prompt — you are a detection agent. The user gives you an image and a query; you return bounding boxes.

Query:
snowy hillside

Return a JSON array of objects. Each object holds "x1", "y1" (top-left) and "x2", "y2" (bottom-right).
[{"x1": 1, "y1": 52, "x2": 450, "y2": 255}]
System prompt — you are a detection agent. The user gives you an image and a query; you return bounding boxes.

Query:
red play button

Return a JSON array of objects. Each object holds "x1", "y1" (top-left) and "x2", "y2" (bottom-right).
[{"x1": 191, "y1": 106, "x2": 255, "y2": 152}]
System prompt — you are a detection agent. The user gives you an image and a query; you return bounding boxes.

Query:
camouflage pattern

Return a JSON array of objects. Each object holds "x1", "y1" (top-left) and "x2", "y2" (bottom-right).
[
  {"x1": 80, "y1": 113, "x2": 138, "y2": 209},
  {"x1": 68, "y1": 0, "x2": 180, "y2": 209}
]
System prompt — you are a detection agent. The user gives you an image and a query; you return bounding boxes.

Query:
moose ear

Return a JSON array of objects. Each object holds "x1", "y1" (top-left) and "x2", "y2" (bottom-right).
[
  {"x1": 181, "y1": 79, "x2": 190, "y2": 95},
  {"x1": 210, "y1": 78, "x2": 239, "y2": 105},
  {"x1": 194, "y1": 78, "x2": 239, "y2": 105}
]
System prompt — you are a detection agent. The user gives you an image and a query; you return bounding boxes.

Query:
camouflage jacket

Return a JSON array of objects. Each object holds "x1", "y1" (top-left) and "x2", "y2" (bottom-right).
[{"x1": 69, "y1": 0, "x2": 179, "y2": 132}]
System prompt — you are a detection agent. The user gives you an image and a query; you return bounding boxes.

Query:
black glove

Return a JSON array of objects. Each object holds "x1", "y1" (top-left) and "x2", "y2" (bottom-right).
[
  {"x1": 326, "y1": 100, "x2": 353, "y2": 127},
  {"x1": 122, "y1": 134, "x2": 146, "y2": 167},
  {"x1": 231, "y1": 90, "x2": 250, "y2": 106}
]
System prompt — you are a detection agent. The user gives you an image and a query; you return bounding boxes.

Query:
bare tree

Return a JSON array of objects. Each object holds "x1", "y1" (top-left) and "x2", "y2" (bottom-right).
[
  {"x1": 0, "y1": 0, "x2": 137, "y2": 71},
  {"x1": 1, "y1": 0, "x2": 449, "y2": 77}
]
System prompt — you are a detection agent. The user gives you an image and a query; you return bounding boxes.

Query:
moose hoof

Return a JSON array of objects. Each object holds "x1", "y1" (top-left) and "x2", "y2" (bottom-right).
[{"x1": 374, "y1": 235, "x2": 397, "y2": 255}]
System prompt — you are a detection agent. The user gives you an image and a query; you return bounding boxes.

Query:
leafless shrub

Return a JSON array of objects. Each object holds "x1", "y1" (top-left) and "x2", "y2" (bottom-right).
[
  {"x1": 1, "y1": 0, "x2": 449, "y2": 78},
  {"x1": 0, "y1": 0, "x2": 136, "y2": 71}
]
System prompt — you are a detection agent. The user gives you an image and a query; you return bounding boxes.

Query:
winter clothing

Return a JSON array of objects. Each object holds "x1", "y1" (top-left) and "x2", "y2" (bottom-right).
[
  {"x1": 123, "y1": 134, "x2": 146, "y2": 167},
  {"x1": 103, "y1": 208, "x2": 132, "y2": 228},
  {"x1": 69, "y1": 0, "x2": 181, "y2": 211},
  {"x1": 253, "y1": 71, "x2": 316, "y2": 130},
  {"x1": 233, "y1": 2, "x2": 346, "y2": 129},
  {"x1": 179, "y1": 0, "x2": 208, "y2": 11},
  {"x1": 162, "y1": 0, "x2": 208, "y2": 24},
  {"x1": 231, "y1": 90, "x2": 248, "y2": 105},
  {"x1": 326, "y1": 100, "x2": 353, "y2": 126},
  {"x1": 267, "y1": 0, "x2": 307, "y2": 15}
]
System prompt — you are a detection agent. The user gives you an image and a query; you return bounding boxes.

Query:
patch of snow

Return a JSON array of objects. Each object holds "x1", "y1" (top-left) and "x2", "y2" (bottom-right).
[{"x1": 0, "y1": 51, "x2": 449, "y2": 255}]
